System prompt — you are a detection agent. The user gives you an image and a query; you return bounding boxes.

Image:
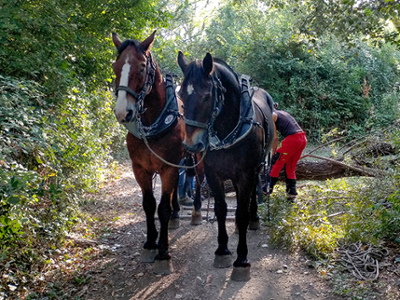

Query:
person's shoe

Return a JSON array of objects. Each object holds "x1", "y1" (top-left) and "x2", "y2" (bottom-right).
[
  {"x1": 178, "y1": 196, "x2": 194, "y2": 206},
  {"x1": 286, "y1": 194, "x2": 296, "y2": 203},
  {"x1": 285, "y1": 178, "x2": 297, "y2": 203}
]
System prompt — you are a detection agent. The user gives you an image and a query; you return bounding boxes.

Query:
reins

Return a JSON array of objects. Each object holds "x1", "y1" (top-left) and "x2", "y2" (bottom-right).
[{"x1": 140, "y1": 130, "x2": 207, "y2": 169}]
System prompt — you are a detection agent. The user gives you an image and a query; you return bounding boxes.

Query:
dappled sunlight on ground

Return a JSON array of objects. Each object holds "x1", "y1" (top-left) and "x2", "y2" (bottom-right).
[{"x1": 61, "y1": 161, "x2": 346, "y2": 300}]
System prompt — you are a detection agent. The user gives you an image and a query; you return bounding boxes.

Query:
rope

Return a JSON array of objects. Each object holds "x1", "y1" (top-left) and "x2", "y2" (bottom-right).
[
  {"x1": 336, "y1": 241, "x2": 389, "y2": 281},
  {"x1": 141, "y1": 133, "x2": 207, "y2": 169}
]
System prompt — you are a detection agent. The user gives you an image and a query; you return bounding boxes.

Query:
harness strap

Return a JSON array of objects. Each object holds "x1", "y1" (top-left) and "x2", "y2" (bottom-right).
[
  {"x1": 184, "y1": 117, "x2": 208, "y2": 129},
  {"x1": 115, "y1": 86, "x2": 140, "y2": 99}
]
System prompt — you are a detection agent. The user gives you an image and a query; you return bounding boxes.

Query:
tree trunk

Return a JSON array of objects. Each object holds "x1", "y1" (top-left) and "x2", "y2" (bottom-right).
[{"x1": 284, "y1": 159, "x2": 367, "y2": 181}]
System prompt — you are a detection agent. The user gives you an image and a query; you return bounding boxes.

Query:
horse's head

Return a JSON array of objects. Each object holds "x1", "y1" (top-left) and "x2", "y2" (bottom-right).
[
  {"x1": 112, "y1": 31, "x2": 156, "y2": 123},
  {"x1": 177, "y1": 51, "x2": 220, "y2": 153}
]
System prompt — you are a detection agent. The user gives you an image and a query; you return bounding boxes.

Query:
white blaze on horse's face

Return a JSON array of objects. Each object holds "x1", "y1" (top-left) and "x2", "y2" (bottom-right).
[
  {"x1": 114, "y1": 57, "x2": 132, "y2": 123},
  {"x1": 187, "y1": 84, "x2": 194, "y2": 95}
]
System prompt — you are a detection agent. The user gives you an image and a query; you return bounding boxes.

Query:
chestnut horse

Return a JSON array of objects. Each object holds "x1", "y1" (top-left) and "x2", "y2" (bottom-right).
[
  {"x1": 177, "y1": 52, "x2": 275, "y2": 281},
  {"x1": 112, "y1": 31, "x2": 203, "y2": 275}
]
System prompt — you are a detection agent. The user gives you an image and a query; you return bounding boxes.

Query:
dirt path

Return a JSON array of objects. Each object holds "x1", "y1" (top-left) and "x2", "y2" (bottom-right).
[{"x1": 77, "y1": 161, "x2": 344, "y2": 300}]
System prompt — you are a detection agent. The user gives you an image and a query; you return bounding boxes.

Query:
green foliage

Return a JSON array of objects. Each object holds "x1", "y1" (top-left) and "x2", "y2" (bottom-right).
[
  {"x1": 268, "y1": 0, "x2": 400, "y2": 46},
  {"x1": 261, "y1": 136, "x2": 400, "y2": 260},
  {"x1": 0, "y1": 74, "x2": 125, "y2": 297},
  {"x1": 186, "y1": 1, "x2": 400, "y2": 142},
  {"x1": 0, "y1": 0, "x2": 170, "y2": 101},
  {"x1": 0, "y1": 0, "x2": 173, "y2": 296}
]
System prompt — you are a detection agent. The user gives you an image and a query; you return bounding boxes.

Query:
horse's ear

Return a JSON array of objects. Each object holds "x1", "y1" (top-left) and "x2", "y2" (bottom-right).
[
  {"x1": 203, "y1": 53, "x2": 214, "y2": 76},
  {"x1": 177, "y1": 51, "x2": 188, "y2": 73},
  {"x1": 141, "y1": 30, "x2": 156, "y2": 52},
  {"x1": 112, "y1": 32, "x2": 122, "y2": 49}
]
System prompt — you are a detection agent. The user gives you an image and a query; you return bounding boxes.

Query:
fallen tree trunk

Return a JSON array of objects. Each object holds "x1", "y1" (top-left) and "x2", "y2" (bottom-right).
[
  {"x1": 287, "y1": 159, "x2": 371, "y2": 181},
  {"x1": 291, "y1": 154, "x2": 384, "y2": 180},
  {"x1": 257, "y1": 154, "x2": 387, "y2": 183},
  {"x1": 222, "y1": 155, "x2": 384, "y2": 193}
]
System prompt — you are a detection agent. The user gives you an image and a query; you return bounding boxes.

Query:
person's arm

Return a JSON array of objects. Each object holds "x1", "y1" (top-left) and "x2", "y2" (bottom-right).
[{"x1": 272, "y1": 112, "x2": 278, "y2": 155}]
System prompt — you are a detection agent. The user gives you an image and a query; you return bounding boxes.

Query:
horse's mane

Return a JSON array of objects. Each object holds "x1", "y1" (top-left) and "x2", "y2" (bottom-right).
[
  {"x1": 213, "y1": 58, "x2": 238, "y2": 80},
  {"x1": 117, "y1": 39, "x2": 144, "y2": 55},
  {"x1": 185, "y1": 57, "x2": 239, "y2": 83}
]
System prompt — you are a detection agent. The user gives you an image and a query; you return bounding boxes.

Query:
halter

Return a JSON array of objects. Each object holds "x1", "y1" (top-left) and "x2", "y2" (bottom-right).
[
  {"x1": 115, "y1": 52, "x2": 156, "y2": 116},
  {"x1": 183, "y1": 74, "x2": 226, "y2": 133}
]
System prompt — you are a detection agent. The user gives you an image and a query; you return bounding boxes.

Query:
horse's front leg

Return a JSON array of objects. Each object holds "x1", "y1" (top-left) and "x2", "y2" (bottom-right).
[
  {"x1": 134, "y1": 169, "x2": 158, "y2": 263},
  {"x1": 208, "y1": 176, "x2": 232, "y2": 268},
  {"x1": 153, "y1": 169, "x2": 177, "y2": 275},
  {"x1": 231, "y1": 176, "x2": 257, "y2": 281}
]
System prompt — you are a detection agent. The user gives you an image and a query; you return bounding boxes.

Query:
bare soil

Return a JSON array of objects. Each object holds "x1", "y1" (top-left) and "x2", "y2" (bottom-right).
[{"x1": 71, "y1": 161, "x2": 346, "y2": 300}]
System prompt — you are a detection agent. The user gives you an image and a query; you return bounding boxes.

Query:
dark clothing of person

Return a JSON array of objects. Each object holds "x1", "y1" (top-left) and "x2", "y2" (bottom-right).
[{"x1": 274, "y1": 110, "x2": 303, "y2": 138}]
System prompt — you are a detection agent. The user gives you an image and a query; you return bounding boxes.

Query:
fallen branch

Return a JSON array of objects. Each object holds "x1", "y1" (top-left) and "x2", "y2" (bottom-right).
[{"x1": 336, "y1": 241, "x2": 389, "y2": 281}]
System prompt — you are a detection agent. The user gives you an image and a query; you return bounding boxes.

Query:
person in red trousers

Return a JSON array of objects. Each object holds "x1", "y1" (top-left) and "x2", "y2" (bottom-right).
[{"x1": 264, "y1": 103, "x2": 307, "y2": 200}]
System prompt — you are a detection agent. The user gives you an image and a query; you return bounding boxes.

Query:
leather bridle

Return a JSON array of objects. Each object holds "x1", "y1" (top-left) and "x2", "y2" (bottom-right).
[
  {"x1": 183, "y1": 74, "x2": 226, "y2": 134},
  {"x1": 115, "y1": 52, "x2": 156, "y2": 115}
]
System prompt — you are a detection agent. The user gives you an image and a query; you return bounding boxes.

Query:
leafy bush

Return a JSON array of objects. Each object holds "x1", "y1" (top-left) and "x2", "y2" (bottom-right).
[
  {"x1": 180, "y1": 3, "x2": 400, "y2": 142},
  {"x1": 0, "y1": 0, "x2": 170, "y2": 101},
  {"x1": 261, "y1": 132, "x2": 400, "y2": 259},
  {"x1": 0, "y1": 75, "x2": 125, "y2": 297}
]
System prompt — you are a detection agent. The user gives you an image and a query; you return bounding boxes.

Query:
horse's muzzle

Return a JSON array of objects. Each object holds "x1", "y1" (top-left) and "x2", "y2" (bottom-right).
[
  {"x1": 114, "y1": 107, "x2": 135, "y2": 123},
  {"x1": 183, "y1": 127, "x2": 208, "y2": 153},
  {"x1": 183, "y1": 140, "x2": 206, "y2": 154}
]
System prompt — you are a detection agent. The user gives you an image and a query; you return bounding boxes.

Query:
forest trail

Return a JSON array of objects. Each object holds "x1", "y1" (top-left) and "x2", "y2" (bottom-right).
[{"x1": 75, "y1": 161, "x2": 344, "y2": 300}]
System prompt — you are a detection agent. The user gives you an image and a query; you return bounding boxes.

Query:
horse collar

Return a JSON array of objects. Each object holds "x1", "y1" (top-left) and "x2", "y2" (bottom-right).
[{"x1": 209, "y1": 74, "x2": 257, "y2": 151}]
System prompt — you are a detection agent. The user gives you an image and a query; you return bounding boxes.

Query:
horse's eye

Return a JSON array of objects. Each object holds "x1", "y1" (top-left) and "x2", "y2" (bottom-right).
[{"x1": 203, "y1": 94, "x2": 212, "y2": 102}]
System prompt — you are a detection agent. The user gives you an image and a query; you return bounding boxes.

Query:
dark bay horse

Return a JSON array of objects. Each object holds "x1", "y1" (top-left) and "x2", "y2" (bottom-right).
[
  {"x1": 177, "y1": 52, "x2": 275, "y2": 281},
  {"x1": 112, "y1": 31, "x2": 202, "y2": 275}
]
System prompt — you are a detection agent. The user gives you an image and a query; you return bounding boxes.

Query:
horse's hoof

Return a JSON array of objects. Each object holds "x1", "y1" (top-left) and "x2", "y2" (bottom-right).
[
  {"x1": 231, "y1": 265, "x2": 251, "y2": 281},
  {"x1": 249, "y1": 220, "x2": 260, "y2": 230},
  {"x1": 141, "y1": 248, "x2": 158, "y2": 263},
  {"x1": 168, "y1": 218, "x2": 180, "y2": 229},
  {"x1": 190, "y1": 211, "x2": 202, "y2": 225},
  {"x1": 213, "y1": 254, "x2": 232, "y2": 268},
  {"x1": 153, "y1": 259, "x2": 173, "y2": 275}
]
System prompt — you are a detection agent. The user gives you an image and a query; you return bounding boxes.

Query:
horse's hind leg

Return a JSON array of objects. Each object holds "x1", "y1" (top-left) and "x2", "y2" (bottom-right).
[
  {"x1": 169, "y1": 188, "x2": 180, "y2": 229},
  {"x1": 249, "y1": 188, "x2": 260, "y2": 230},
  {"x1": 235, "y1": 188, "x2": 260, "y2": 233},
  {"x1": 189, "y1": 155, "x2": 203, "y2": 225},
  {"x1": 191, "y1": 173, "x2": 203, "y2": 225}
]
